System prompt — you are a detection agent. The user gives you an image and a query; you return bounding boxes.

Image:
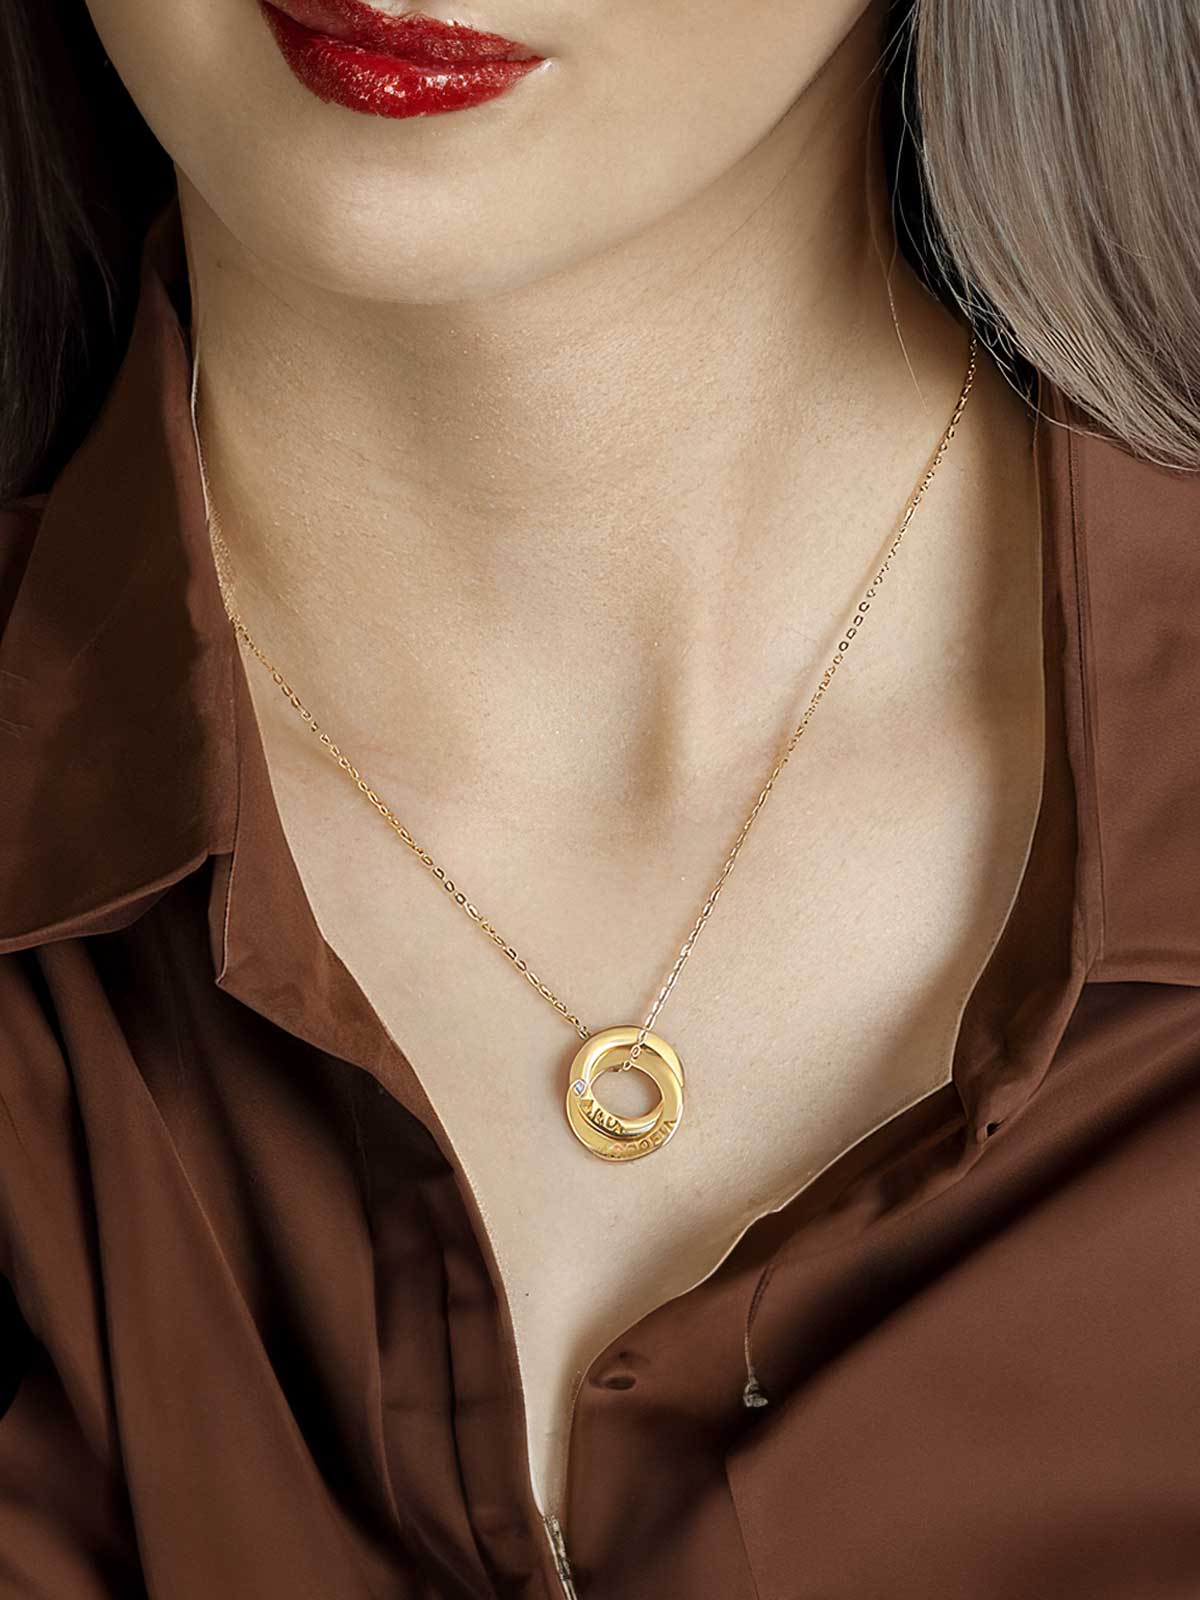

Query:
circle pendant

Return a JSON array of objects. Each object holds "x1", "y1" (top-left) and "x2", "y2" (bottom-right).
[{"x1": 565, "y1": 1026, "x2": 684, "y2": 1161}]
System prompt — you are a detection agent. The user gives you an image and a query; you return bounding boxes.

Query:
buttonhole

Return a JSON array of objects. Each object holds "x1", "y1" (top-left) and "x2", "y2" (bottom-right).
[{"x1": 594, "y1": 1370, "x2": 637, "y2": 1391}]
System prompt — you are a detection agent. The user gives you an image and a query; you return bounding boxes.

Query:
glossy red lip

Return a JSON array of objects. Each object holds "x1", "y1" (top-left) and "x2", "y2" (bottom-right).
[
  {"x1": 258, "y1": 0, "x2": 546, "y2": 118},
  {"x1": 265, "y1": 0, "x2": 541, "y2": 63}
]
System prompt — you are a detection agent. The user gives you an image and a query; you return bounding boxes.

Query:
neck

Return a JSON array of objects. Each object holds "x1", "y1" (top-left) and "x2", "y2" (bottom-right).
[{"x1": 184, "y1": 7, "x2": 976, "y2": 824}]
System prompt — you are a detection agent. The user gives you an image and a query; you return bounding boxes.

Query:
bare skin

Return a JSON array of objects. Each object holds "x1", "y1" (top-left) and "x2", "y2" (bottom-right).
[
  {"x1": 166, "y1": 2, "x2": 1043, "y2": 1520},
  {"x1": 222, "y1": 347, "x2": 1044, "y2": 1520}
]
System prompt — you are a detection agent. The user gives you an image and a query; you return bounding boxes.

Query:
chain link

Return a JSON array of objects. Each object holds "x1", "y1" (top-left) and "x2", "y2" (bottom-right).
[{"x1": 198, "y1": 329, "x2": 977, "y2": 1065}]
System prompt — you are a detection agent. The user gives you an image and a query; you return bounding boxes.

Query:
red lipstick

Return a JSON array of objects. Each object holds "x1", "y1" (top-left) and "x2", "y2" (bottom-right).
[{"x1": 258, "y1": 0, "x2": 546, "y2": 118}]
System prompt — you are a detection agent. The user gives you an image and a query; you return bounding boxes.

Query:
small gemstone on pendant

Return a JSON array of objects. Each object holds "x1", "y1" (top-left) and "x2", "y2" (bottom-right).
[{"x1": 571, "y1": 1079, "x2": 587, "y2": 1095}]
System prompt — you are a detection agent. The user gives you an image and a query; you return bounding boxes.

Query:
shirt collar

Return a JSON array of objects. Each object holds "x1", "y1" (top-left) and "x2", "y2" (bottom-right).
[
  {"x1": 0, "y1": 191, "x2": 238, "y2": 945},
  {"x1": 0, "y1": 189, "x2": 456, "y2": 1125},
  {"x1": 2, "y1": 187, "x2": 1195, "y2": 1142}
]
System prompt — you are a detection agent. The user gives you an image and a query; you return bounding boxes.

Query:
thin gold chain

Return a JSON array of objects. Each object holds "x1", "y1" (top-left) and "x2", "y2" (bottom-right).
[{"x1": 198, "y1": 329, "x2": 978, "y2": 1068}]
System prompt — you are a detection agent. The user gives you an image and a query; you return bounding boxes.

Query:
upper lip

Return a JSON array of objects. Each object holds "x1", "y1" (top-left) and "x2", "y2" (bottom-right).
[{"x1": 263, "y1": 0, "x2": 543, "y2": 63}]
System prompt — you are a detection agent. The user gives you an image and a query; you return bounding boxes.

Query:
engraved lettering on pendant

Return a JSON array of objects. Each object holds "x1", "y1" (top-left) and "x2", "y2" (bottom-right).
[
  {"x1": 564, "y1": 1026, "x2": 684, "y2": 1161},
  {"x1": 603, "y1": 1118, "x2": 677, "y2": 1161}
]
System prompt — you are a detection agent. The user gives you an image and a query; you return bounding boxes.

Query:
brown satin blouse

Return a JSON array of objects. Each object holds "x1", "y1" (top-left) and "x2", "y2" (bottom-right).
[{"x1": 1, "y1": 191, "x2": 1199, "y2": 1600}]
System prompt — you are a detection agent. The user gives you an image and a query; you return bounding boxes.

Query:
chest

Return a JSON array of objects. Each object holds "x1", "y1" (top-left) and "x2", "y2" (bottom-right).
[{"x1": 245, "y1": 632, "x2": 1045, "y2": 1519}]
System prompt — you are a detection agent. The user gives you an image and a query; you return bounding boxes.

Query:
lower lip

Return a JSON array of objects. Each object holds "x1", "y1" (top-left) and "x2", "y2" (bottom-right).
[{"x1": 258, "y1": 3, "x2": 544, "y2": 118}]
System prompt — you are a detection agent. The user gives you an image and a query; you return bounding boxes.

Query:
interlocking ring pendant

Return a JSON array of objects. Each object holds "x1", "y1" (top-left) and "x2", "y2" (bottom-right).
[{"x1": 565, "y1": 1026, "x2": 684, "y2": 1161}]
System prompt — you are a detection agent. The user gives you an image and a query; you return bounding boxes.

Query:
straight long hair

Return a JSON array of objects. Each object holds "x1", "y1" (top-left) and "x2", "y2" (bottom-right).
[{"x1": 1, "y1": 0, "x2": 1198, "y2": 503}]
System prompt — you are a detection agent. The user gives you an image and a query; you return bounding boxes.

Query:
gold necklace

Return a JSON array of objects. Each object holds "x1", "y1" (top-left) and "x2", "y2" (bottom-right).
[{"x1": 192, "y1": 329, "x2": 978, "y2": 1162}]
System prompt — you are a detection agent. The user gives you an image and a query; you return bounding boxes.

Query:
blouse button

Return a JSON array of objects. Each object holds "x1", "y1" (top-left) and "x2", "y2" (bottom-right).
[{"x1": 591, "y1": 1353, "x2": 640, "y2": 1391}]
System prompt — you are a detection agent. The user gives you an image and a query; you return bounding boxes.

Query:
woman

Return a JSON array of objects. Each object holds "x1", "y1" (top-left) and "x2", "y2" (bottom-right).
[{"x1": 1, "y1": 0, "x2": 1197, "y2": 1594}]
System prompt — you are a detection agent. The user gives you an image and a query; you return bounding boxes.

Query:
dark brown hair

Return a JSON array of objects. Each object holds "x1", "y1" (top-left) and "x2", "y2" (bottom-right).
[
  {"x1": 1, "y1": 0, "x2": 1197, "y2": 505},
  {"x1": 0, "y1": 2, "x2": 174, "y2": 502}
]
